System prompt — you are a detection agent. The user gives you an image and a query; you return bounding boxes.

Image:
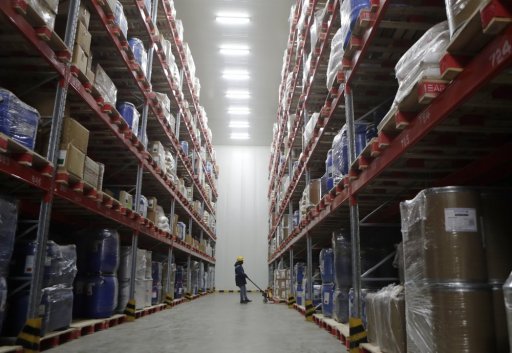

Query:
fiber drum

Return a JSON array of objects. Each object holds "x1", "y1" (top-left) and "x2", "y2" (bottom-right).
[{"x1": 402, "y1": 187, "x2": 487, "y2": 283}]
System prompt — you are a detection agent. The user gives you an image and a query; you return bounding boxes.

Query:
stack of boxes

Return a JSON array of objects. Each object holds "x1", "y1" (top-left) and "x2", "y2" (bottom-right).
[
  {"x1": 70, "y1": 4, "x2": 93, "y2": 81},
  {"x1": 58, "y1": 118, "x2": 104, "y2": 190},
  {"x1": 134, "y1": 249, "x2": 152, "y2": 309},
  {"x1": 300, "y1": 179, "x2": 321, "y2": 222},
  {"x1": 273, "y1": 269, "x2": 290, "y2": 300}
]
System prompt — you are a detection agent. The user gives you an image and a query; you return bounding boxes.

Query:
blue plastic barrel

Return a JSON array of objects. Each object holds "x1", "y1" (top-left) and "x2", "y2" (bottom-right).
[
  {"x1": 327, "y1": 177, "x2": 334, "y2": 191},
  {"x1": 322, "y1": 283, "x2": 335, "y2": 318},
  {"x1": 77, "y1": 229, "x2": 120, "y2": 274},
  {"x1": 365, "y1": 123, "x2": 377, "y2": 144},
  {"x1": 116, "y1": 102, "x2": 140, "y2": 136},
  {"x1": 340, "y1": 127, "x2": 349, "y2": 176},
  {"x1": 128, "y1": 38, "x2": 145, "y2": 68},
  {"x1": 319, "y1": 248, "x2": 334, "y2": 283},
  {"x1": 82, "y1": 275, "x2": 118, "y2": 319},
  {"x1": 355, "y1": 122, "x2": 367, "y2": 156},
  {"x1": 180, "y1": 141, "x2": 189, "y2": 156},
  {"x1": 3, "y1": 285, "x2": 29, "y2": 336},
  {"x1": 295, "y1": 263, "x2": 305, "y2": 284},
  {"x1": 350, "y1": 0, "x2": 371, "y2": 29},
  {"x1": 326, "y1": 149, "x2": 333, "y2": 178}
]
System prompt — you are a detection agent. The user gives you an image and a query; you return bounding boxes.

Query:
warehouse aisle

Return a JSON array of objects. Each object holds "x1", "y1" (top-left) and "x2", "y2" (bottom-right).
[{"x1": 48, "y1": 294, "x2": 345, "y2": 353}]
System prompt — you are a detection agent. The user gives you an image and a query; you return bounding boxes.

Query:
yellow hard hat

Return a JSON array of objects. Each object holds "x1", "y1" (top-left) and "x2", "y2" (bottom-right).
[{"x1": 236, "y1": 256, "x2": 244, "y2": 262}]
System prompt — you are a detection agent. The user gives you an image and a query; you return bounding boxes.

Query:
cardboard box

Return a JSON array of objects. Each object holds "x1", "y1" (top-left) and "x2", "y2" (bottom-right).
[
  {"x1": 60, "y1": 117, "x2": 89, "y2": 154},
  {"x1": 83, "y1": 156, "x2": 99, "y2": 188},
  {"x1": 119, "y1": 191, "x2": 133, "y2": 210},
  {"x1": 185, "y1": 234, "x2": 193, "y2": 245},
  {"x1": 309, "y1": 179, "x2": 321, "y2": 206},
  {"x1": 72, "y1": 44, "x2": 88, "y2": 75},
  {"x1": 75, "y1": 20, "x2": 91, "y2": 55},
  {"x1": 147, "y1": 197, "x2": 158, "y2": 211},
  {"x1": 147, "y1": 209, "x2": 157, "y2": 223},
  {"x1": 85, "y1": 54, "x2": 95, "y2": 83},
  {"x1": 58, "y1": 144, "x2": 85, "y2": 179},
  {"x1": 97, "y1": 162, "x2": 105, "y2": 191},
  {"x1": 94, "y1": 64, "x2": 117, "y2": 105},
  {"x1": 172, "y1": 214, "x2": 178, "y2": 236}
]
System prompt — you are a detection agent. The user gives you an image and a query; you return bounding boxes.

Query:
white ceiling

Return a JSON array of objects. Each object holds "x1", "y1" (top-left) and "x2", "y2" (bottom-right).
[{"x1": 174, "y1": 0, "x2": 294, "y2": 146}]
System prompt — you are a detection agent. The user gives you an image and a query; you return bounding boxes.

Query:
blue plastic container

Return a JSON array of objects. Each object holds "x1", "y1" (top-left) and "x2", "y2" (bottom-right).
[
  {"x1": 294, "y1": 262, "x2": 305, "y2": 284},
  {"x1": 350, "y1": 0, "x2": 371, "y2": 29},
  {"x1": 81, "y1": 275, "x2": 118, "y2": 319},
  {"x1": 327, "y1": 177, "x2": 334, "y2": 191},
  {"x1": 114, "y1": 1, "x2": 128, "y2": 38},
  {"x1": 319, "y1": 248, "x2": 334, "y2": 283},
  {"x1": 0, "y1": 89, "x2": 40, "y2": 150},
  {"x1": 326, "y1": 149, "x2": 333, "y2": 178},
  {"x1": 355, "y1": 122, "x2": 367, "y2": 156},
  {"x1": 322, "y1": 283, "x2": 335, "y2": 318},
  {"x1": 128, "y1": 38, "x2": 145, "y2": 68},
  {"x1": 0, "y1": 196, "x2": 17, "y2": 277},
  {"x1": 349, "y1": 287, "x2": 370, "y2": 327},
  {"x1": 117, "y1": 102, "x2": 140, "y2": 136},
  {"x1": 333, "y1": 232, "x2": 352, "y2": 288},
  {"x1": 293, "y1": 211, "x2": 300, "y2": 228},
  {"x1": 312, "y1": 284, "x2": 322, "y2": 307},
  {"x1": 340, "y1": 127, "x2": 349, "y2": 176},
  {"x1": 365, "y1": 123, "x2": 377, "y2": 144},
  {"x1": 76, "y1": 229, "x2": 120, "y2": 274},
  {"x1": 0, "y1": 277, "x2": 7, "y2": 334},
  {"x1": 180, "y1": 141, "x2": 189, "y2": 156}
]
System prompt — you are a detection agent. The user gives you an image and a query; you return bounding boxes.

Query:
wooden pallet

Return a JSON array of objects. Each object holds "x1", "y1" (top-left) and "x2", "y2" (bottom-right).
[
  {"x1": 359, "y1": 342, "x2": 382, "y2": 353},
  {"x1": 0, "y1": 133, "x2": 53, "y2": 176},
  {"x1": 39, "y1": 327, "x2": 80, "y2": 351},
  {"x1": 313, "y1": 314, "x2": 350, "y2": 347},
  {"x1": 0, "y1": 346, "x2": 23, "y2": 353},
  {"x1": 135, "y1": 303, "x2": 167, "y2": 318},
  {"x1": 396, "y1": 76, "x2": 448, "y2": 113},
  {"x1": 71, "y1": 318, "x2": 108, "y2": 336}
]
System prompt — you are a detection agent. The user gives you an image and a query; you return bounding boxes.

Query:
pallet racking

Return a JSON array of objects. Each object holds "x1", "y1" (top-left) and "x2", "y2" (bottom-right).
[
  {"x1": 268, "y1": 0, "x2": 512, "y2": 325},
  {"x1": 0, "y1": 0, "x2": 218, "y2": 348}
]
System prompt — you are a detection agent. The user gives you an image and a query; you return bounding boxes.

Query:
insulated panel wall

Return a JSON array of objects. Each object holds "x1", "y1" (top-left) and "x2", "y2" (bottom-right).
[{"x1": 215, "y1": 146, "x2": 270, "y2": 290}]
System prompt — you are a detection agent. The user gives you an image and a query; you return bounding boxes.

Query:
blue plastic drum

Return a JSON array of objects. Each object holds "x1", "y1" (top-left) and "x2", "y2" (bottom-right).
[
  {"x1": 116, "y1": 102, "x2": 140, "y2": 136},
  {"x1": 128, "y1": 38, "x2": 145, "y2": 68},
  {"x1": 82, "y1": 275, "x2": 118, "y2": 319},
  {"x1": 77, "y1": 229, "x2": 120, "y2": 274},
  {"x1": 319, "y1": 248, "x2": 334, "y2": 283},
  {"x1": 322, "y1": 283, "x2": 335, "y2": 318},
  {"x1": 180, "y1": 141, "x2": 189, "y2": 156}
]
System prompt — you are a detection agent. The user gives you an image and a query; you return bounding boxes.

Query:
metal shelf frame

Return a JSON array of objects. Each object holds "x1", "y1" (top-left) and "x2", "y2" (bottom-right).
[{"x1": 268, "y1": 0, "x2": 512, "y2": 317}]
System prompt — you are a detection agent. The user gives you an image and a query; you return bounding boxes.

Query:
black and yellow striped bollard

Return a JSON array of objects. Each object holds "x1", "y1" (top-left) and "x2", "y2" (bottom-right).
[{"x1": 304, "y1": 300, "x2": 315, "y2": 321}]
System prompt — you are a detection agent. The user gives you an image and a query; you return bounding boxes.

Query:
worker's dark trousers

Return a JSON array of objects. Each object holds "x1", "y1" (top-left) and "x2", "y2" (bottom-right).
[{"x1": 239, "y1": 285, "x2": 248, "y2": 302}]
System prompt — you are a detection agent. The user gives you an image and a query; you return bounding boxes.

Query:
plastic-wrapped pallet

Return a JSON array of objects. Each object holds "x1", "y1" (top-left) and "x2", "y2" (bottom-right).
[
  {"x1": 0, "y1": 88, "x2": 40, "y2": 150},
  {"x1": 114, "y1": 1, "x2": 128, "y2": 39},
  {"x1": 27, "y1": 0, "x2": 57, "y2": 30},
  {"x1": 310, "y1": 3, "x2": 327, "y2": 53},
  {"x1": 319, "y1": 248, "x2": 334, "y2": 283},
  {"x1": 136, "y1": 249, "x2": 147, "y2": 280},
  {"x1": 394, "y1": 22, "x2": 450, "y2": 105},
  {"x1": 333, "y1": 287, "x2": 350, "y2": 323},
  {"x1": 303, "y1": 53, "x2": 312, "y2": 89},
  {"x1": 176, "y1": 19, "x2": 184, "y2": 42},
  {"x1": 400, "y1": 188, "x2": 495, "y2": 353},
  {"x1": 184, "y1": 43, "x2": 196, "y2": 80},
  {"x1": 94, "y1": 64, "x2": 118, "y2": 105},
  {"x1": 365, "y1": 285, "x2": 407, "y2": 353},
  {"x1": 326, "y1": 28, "x2": 344, "y2": 89},
  {"x1": 333, "y1": 231, "x2": 352, "y2": 288},
  {"x1": 331, "y1": 125, "x2": 347, "y2": 181},
  {"x1": 0, "y1": 196, "x2": 18, "y2": 277},
  {"x1": 445, "y1": 0, "x2": 482, "y2": 37},
  {"x1": 303, "y1": 112, "x2": 319, "y2": 145}
]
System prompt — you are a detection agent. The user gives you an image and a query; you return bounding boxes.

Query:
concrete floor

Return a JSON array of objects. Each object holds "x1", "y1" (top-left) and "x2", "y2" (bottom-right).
[{"x1": 49, "y1": 294, "x2": 347, "y2": 353}]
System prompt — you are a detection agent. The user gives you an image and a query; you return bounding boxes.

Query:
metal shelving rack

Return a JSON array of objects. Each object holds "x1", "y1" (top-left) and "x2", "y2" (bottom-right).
[
  {"x1": 268, "y1": 0, "x2": 512, "y2": 323},
  {"x1": 0, "y1": 0, "x2": 218, "y2": 341}
]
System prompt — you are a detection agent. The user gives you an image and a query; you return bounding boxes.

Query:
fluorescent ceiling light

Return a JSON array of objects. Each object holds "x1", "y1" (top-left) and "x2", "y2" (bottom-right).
[
  {"x1": 230, "y1": 132, "x2": 250, "y2": 140},
  {"x1": 228, "y1": 106, "x2": 250, "y2": 115},
  {"x1": 226, "y1": 90, "x2": 250, "y2": 99},
  {"x1": 216, "y1": 13, "x2": 250, "y2": 25},
  {"x1": 222, "y1": 70, "x2": 250, "y2": 81},
  {"x1": 229, "y1": 121, "x2": 250, "y2": 128},
  {"x1": 220, "y1": 44, "x2": 250, "y2": 56}
]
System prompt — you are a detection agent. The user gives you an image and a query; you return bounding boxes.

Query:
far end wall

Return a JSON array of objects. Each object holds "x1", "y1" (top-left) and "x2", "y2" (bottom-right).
[{"x1": 214, "y1": 146, "x2": 270, "y2": 291}]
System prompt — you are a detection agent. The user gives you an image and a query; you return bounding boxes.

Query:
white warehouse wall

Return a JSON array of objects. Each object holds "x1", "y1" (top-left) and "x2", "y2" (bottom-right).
[{"x1": 214, "y1": 146, "x2": 270, "y2": 291}]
